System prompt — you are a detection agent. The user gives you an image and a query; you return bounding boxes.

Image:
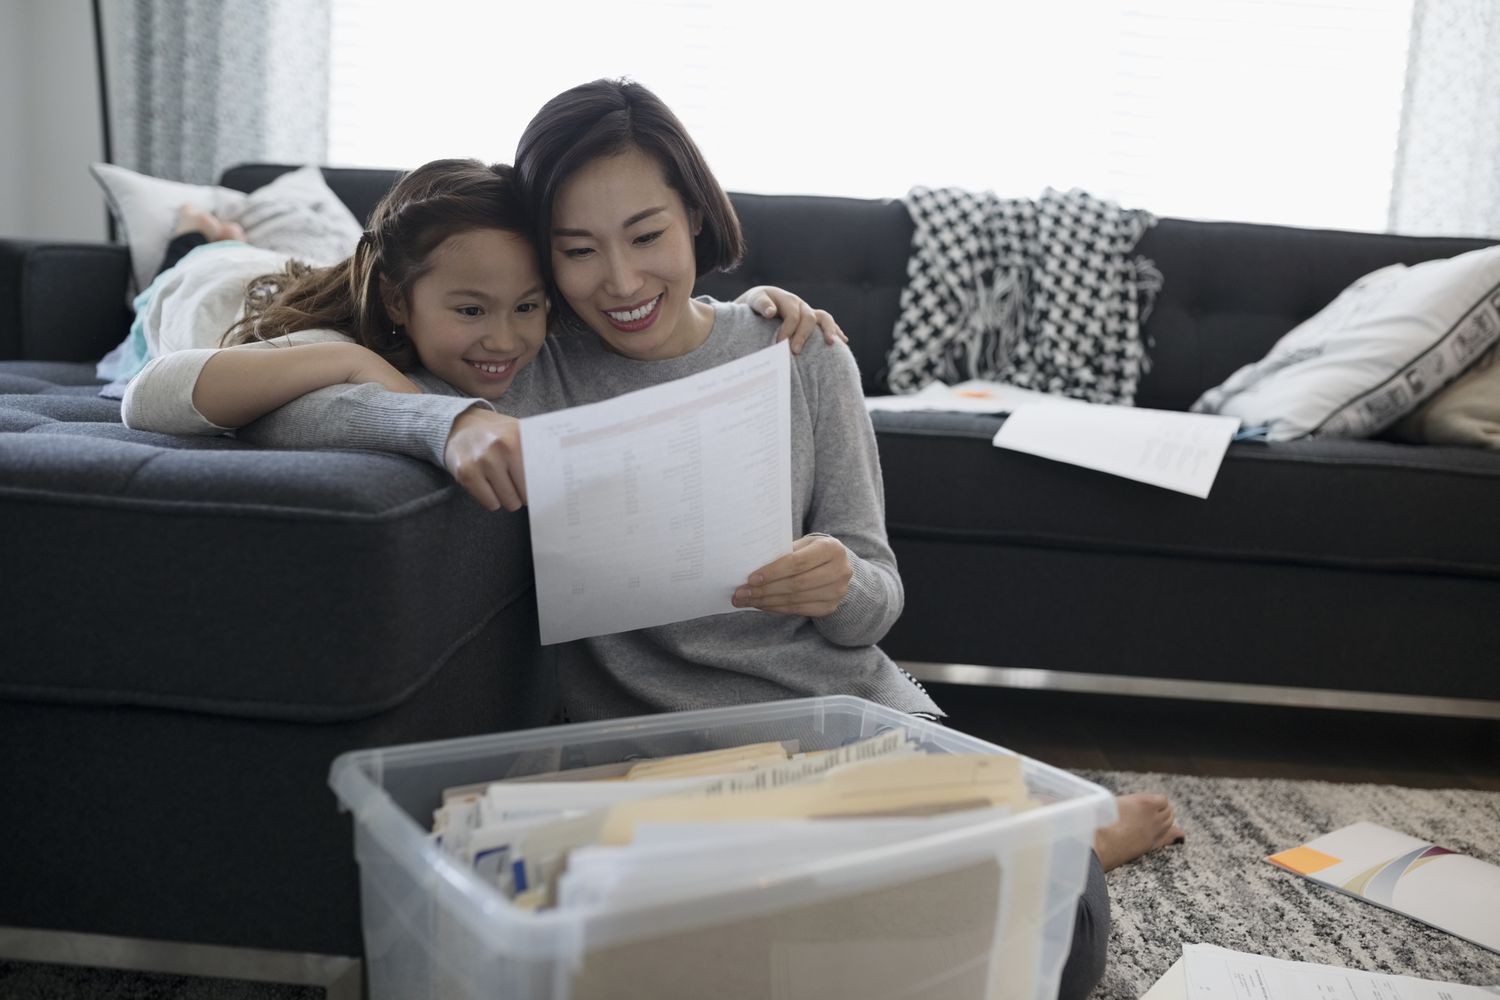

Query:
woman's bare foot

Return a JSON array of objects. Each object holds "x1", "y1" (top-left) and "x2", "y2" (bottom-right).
[
  {"x1": 1094, "y1": 792, "x2": 1185, "y2": 872},
  {"x1": 173, "y1": 204, "x2": 246, "y2": 242}
]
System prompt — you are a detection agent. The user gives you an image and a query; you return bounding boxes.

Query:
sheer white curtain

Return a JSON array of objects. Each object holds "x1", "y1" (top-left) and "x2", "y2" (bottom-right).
[
  {"x1": 1389, "y1": 0, "x2": 1500, "y2": 237},
  {"x1": 107, "y1": 0, "x2": 331, "y2": 184},
  {"x1": 329, "y1": 0, "x2": 1413, "y2": 232}
]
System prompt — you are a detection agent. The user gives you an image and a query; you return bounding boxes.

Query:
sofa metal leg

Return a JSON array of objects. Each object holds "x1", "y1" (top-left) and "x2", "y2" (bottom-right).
[
  {"x1": 898, "y1": 661, "x2": 1500, "y2": 720},
  {"x1": 0, "y1": 926, "x2": 362, "y2": 1000}
]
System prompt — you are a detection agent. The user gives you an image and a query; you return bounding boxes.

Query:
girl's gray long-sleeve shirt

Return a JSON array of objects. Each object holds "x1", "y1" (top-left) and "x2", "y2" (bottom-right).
[{"x1": 122, "y1": 300, "x2": 941, "y2": 720}]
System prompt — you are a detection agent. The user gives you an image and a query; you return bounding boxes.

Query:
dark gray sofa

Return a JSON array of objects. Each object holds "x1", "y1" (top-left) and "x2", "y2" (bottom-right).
[
  {"x1": 699, "y1": 193, "x2": 1500, "y2": 710},
  {"x1": 0, "y1": 165, "x2": 561, "y2": 967},
  {"x1": 3, "y1": 165, "x2": 1499, "y2": 969}
]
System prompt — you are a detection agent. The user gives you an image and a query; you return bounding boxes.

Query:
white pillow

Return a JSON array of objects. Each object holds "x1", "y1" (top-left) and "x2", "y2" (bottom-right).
[
  {"x1": 90, "y1": 162, "x2": 363, "y2": 296},
  {"x1": 1191, "y1": 245, "x2": 1500, "y2": 440}
]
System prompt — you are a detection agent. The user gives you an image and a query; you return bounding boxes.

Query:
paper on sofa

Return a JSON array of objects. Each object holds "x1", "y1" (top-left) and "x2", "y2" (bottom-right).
[{"x1": 992, "y1": 399, "x2": 1240, "y2": 498}]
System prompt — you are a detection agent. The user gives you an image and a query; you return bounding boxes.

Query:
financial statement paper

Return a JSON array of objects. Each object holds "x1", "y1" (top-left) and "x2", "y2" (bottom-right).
[{"x1": 519, "y1": 340, "x2": 794, "y2": 644}]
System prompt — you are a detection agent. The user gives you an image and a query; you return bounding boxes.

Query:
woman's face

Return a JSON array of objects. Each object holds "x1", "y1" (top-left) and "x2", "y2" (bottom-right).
[
  {"x1": 387, "y1": 228, "x2": 548, "y2": 400},
  {"x1": 549, "y1": 147, "x2": 715, "y2": 361}
]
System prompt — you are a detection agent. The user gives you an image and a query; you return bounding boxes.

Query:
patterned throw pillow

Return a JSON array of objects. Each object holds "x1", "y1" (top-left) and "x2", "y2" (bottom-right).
[
  {"x1": 90, "y1": 162, "x2": 363, "y2": 297},
  {"x1": 1387, "y1": 345, "x2": 1500, "y2": 449},
  {"x1": 1192, "y1": 246, "x2": 1500, "y2": 440}
]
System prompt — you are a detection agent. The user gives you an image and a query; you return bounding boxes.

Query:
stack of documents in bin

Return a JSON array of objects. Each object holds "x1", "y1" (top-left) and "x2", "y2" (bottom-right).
[{"x1": 430, "y1": 730, "x2": 1036, "y2": 912}]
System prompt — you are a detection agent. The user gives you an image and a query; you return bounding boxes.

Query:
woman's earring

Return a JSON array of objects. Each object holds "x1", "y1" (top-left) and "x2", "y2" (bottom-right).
[{"x1": 390, "y1": 325, "x2": 406, "y2": 341}]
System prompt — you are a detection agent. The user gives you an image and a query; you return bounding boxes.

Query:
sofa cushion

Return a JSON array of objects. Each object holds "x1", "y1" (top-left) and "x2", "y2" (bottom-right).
[
  {"x1": 1131, "y1": 220, "x2": 1498, "y2": 412},
  {"x1": 221, "y1": 163, "x2": 403, "y2": 229},
  {"x1": 873, "y1": 410, "x2": 1500, "y2": 580},
  {"x1": 0, "y1": 361, "x2": 538, "y2": 723},
  {"x1": 0, "y1": 241, "x2": 134, "y2": 362},
  {"x1": 1191, "y1": 246, "x2": 1500, "y2": 439},
  {"x1": 91, "y1": 162, "x2": 363, "y2": 295},
  {"x1": 1389, "y1": 344, "x2": 1500, "y2": 449}
]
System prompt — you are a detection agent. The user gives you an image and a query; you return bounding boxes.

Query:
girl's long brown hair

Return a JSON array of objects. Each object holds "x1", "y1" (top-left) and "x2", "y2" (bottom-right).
[{"x1": 222, "y1": 159, "x2": 529, "y2": 371}]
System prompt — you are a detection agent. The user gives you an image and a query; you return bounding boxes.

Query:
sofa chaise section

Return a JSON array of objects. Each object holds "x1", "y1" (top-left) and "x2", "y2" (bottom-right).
[{"x1": 0, "y1": 361, "x2": 557, "y2": 956}]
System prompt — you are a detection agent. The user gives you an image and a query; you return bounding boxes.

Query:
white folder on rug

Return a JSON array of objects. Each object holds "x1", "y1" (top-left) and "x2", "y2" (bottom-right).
[{"x1": 1267, "y1": 821, "x2": 1500, "y2": 953}]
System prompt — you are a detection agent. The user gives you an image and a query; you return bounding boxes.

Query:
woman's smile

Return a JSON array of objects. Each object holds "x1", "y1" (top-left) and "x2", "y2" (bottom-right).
[{"x1": 603, "y1": 293, "x2": 663, "y2": 332}]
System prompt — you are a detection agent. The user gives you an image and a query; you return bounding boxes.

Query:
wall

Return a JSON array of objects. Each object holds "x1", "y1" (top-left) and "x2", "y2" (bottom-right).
[
  {"x1": 0, "y1": 1, "x2": 27, "y2": 236},
  {"x1": 0, "y1": 0, "x2": 107, "y2": 241}
]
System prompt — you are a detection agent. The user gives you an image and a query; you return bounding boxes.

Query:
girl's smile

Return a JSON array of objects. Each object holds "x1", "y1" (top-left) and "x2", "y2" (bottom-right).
[{"x1": 463, "y1": 356, "x2": 523, "y2": 381}]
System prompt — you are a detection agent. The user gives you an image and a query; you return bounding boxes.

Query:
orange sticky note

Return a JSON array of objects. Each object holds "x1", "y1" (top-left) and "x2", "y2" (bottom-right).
[{"x1": 1268, "y1": 845, "x2": 1342, "y2": 875}]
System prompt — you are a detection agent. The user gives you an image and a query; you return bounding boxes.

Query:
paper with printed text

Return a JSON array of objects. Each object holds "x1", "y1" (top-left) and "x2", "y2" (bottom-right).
[
  {"x1": 520, "y1": 341, "x2": 793, "y2": 644},
  {"x1": 992, "y1": 399, "x2": 1240, "y2": 498},
  {"x1": 1181, "y1": 943, "x2": 1498, "y2": 1000}
]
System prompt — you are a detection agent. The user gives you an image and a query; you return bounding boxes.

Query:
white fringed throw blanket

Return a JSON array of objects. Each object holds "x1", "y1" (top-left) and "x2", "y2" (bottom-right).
[{"x1": 886, "y1": 186, "x2": 1162, "y2": 405}]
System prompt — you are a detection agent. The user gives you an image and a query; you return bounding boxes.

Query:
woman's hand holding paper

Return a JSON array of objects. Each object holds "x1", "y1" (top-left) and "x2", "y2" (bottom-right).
[{"x1": 733, "y1": 534, "x2": 852, "y2": 618}]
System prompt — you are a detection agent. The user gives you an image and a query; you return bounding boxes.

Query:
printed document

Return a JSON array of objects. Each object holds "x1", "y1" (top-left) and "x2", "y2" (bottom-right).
[
  {"x1": 1179, "y1": 943, "x2": 1498, "y2": 1000},
  {"x1": 992, "y1": 399, "x2": 1240, "y2": 498},
  {"x1": 520, "y1": 341, "x2": 793, "y2": 644}
]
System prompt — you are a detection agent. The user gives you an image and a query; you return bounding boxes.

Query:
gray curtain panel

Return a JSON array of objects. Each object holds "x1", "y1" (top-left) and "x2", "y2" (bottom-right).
[
  {"x1": 107, "y1": 0, "x2": 331, "y2": 184},
  {"x1": 1389, "y1": 0, "x2": 1500, "y2": 238}
]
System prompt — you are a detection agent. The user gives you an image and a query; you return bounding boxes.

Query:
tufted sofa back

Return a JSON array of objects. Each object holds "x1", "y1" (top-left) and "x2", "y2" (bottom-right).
[
  {"x1": 223, "y1": 165, "x2": 1498, "y2": 408},
  {"x1": 1132, "y1": 219, "x2": 1495, "y2": 411}
]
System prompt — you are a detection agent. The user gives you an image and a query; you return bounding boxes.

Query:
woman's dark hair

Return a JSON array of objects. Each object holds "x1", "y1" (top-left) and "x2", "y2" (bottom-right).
[
  {"x1": 223, "y1": 159, "x2": 528, "y2": 370},
  {"x1": 514, "y1": 78, "x2": 745, "y2": 311}
]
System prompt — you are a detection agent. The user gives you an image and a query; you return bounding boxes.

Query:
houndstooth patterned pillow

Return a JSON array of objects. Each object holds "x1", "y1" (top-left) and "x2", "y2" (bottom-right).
[{"x1": 887, "y1": 187, "x2": 1161, "y2": 405}]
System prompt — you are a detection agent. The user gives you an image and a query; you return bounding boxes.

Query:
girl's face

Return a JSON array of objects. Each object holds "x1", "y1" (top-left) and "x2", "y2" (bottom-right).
[
  {"x1": 549, "y1": 147, "x2": 716, "y2": 361},
  {"x1": 386, "y1": 228, "x2": 548, "y2": 400}
]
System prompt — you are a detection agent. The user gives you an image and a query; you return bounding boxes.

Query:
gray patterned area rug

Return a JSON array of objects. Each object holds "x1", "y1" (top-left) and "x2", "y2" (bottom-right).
[
  {"x1": 1081, "y1": 771, "x2": 1500, "y2": 1000},
  {"x1": 0, "y1": 960, "x2": 322, "y2": 998}
]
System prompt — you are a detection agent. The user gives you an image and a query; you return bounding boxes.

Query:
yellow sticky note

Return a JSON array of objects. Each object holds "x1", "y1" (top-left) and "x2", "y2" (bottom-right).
[{"x1": 1268, "y1": 845, "x2": 1342, "y2": 875}]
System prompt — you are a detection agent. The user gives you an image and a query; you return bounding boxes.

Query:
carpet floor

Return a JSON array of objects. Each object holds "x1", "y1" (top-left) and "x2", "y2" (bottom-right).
[
  {"x1": 1080, "y1": 770, "x2": 1500, "y2": 1000},
  {"x1": 0, "y1": 960, "x2": 323, "y2": 999}
]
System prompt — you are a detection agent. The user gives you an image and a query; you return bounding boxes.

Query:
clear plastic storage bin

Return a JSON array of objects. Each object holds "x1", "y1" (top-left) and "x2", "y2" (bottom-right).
[{"x1": 329, "y1": 695, "x2": 1116, "y2": 1000}]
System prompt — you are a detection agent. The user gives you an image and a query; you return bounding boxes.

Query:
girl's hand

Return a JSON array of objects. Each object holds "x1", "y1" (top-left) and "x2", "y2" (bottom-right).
[
  {"x1": 732, "y1": 534, "x2": 852, "y2": 618},
  {"x1": 340, "y1": 345, "x2": 421, "y2": 395},
  {"x1": 737, "y1": 285, "x2": 848, "y2": 355},
  {"x1": 443, "y1": 408, "x2": 527, "y2": 512}
]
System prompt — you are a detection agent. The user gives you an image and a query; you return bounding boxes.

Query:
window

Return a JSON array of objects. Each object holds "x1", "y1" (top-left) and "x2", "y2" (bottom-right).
[{"x1": 329, "y1": 0, "x2": 1413, "y2": 232}]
